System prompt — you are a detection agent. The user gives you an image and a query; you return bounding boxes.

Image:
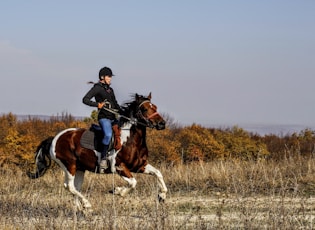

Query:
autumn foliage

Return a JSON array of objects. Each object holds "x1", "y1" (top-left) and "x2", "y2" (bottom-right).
[
  {"x1": 0, "y1": 113, "x2": 88, "y2": 166},
  {"x1": 1, "y1": 113, "x2": 315, "y2": 168}
]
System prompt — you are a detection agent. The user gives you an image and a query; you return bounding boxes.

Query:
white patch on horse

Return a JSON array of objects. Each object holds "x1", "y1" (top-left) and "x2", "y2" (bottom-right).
[{"x1": 120, "y1": 122, "x2": 132, "y2": 145}]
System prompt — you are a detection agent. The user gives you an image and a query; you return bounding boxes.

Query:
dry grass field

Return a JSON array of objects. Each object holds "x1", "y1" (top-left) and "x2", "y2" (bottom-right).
[{"x1": 1, "y1": 156, "x2": 315, "y2": 229}]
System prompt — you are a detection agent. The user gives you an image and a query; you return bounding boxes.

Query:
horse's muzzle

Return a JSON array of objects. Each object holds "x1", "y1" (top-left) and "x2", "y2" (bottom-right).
[{"x1": 156, "y1": 121, "x2": 166, "y2": 130}]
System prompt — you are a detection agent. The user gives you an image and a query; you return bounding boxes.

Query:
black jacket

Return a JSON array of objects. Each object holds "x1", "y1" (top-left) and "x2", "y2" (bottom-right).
[{"x1": 82, "y1": 82, "x2": 120, "y2": 120}]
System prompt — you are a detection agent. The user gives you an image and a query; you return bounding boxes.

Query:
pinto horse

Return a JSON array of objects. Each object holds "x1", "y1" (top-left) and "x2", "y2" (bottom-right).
[{"x1": 27, "y1": 93, "x2": 167, "y2": 210}]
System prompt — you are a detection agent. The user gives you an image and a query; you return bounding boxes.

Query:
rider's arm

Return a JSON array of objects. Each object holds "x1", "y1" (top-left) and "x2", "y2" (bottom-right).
[{"x1": 82, "y1": 86, "x2": 99, "y2": 107}]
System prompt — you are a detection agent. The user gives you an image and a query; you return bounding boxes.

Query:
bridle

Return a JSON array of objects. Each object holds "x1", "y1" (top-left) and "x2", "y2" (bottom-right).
[
  {"x1": 136, "y1": 100, "x2": 160, "y2": 128},
  {"x1": 101, "y1": 99, "x2": 161, "y2": 128}
]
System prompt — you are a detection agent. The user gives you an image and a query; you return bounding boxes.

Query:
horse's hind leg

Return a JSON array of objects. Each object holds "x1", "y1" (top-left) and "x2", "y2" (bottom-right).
[
  {"x1": 63, "y1": 170, "x2": 70, "y2": 189},
  {"x1": 54, "y1": 158, "x2": 92, "y2": 209},
  {"x1": 74, "y1": 170, "x2": 85, "y2": 191},
  {"x1": 143, "y1": 164, "x2": 168, "y2": 202},
  {"x1": 66, "y1": 171, "x2": 92, "y2": 209},
  {"x1": 73, "y1": 170, "x2": 89, "y2": 210}
]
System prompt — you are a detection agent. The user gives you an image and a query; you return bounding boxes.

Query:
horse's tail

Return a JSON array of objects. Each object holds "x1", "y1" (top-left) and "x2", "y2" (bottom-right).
[{"x1": 27, "y1": 136, "x2": 54, "y2": 179}]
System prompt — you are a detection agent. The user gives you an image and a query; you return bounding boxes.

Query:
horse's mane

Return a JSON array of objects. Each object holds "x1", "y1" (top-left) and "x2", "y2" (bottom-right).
[{"x1": 119, "y1": 93, "x2": 150, "y2": 126}]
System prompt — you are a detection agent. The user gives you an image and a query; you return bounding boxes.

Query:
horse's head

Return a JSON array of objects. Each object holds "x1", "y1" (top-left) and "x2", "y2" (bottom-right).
[{"x1": 134, "y1": 92, "x2": 166, "y2": 130}]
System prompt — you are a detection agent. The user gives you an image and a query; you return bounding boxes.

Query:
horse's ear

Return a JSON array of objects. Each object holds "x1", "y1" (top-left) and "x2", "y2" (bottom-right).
[
  {"x1": 148, "y1": 92, "x2": 152, "y2": 100},
  {"x1": 135, "y1": 93, "x2": 139, "y2": 100}
]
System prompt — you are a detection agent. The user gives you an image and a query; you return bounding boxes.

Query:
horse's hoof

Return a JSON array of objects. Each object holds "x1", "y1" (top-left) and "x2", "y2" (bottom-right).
[{"x1": 158, "y1": 193, "x2": 166, "y2": 203}]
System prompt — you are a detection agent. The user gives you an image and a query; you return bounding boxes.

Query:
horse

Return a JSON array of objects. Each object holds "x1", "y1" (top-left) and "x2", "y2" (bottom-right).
[{"x1": 27, "y1": 92, "x2": 167, "y2": 210}]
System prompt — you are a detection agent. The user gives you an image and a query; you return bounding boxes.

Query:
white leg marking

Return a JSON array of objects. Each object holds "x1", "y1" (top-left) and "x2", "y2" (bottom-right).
[
  {"x1": 122, "y1": 176, "x2": 137, "y2": 188},
  {"x1": 67, "y1": 172, "x2": 91, "y2": 209},
  {"x1": 114, "y1": 176, "x2": 137, "y2": 197},
  {"x1": 144, "y1": 164, "x2": 168, "y2": 200}
]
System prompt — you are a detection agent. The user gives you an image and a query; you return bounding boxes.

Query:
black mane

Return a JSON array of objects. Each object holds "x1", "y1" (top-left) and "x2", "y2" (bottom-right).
[{"x1": 119, "y1": 94, "x2": 150, "y2": 126}]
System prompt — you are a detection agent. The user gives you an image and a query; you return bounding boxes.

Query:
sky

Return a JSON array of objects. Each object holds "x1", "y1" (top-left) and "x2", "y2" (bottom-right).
[{"x1": 0, "y1": 1, "x2": 314, "y2": 127}]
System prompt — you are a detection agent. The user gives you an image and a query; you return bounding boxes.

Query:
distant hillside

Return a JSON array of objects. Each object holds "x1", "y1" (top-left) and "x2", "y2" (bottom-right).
[
  {"x1": 208, "y1": 123, "x2": 315, "y2": 136},
  {"x1": 16, "y1": 114, "x2": 86, "y2": 121}
]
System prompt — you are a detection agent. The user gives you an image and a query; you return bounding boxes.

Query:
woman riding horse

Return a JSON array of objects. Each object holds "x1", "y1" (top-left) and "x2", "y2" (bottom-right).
[
  {"x1": 28, "y1": 93, "x2": 167, "y2": 210},
  {"x1": 82, "y1": 66, "x2": 121, "y2": 170}
]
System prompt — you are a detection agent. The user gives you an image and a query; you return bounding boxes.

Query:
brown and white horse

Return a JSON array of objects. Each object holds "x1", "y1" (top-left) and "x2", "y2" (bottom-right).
[{"x1": 27, "y1": 93, "x2": 167, "y2": 210}]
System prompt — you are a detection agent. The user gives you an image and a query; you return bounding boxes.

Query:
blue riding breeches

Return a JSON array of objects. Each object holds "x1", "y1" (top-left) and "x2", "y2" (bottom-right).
[{"x1": 98, "y1": 118, "x2": 113, "y2": 145}]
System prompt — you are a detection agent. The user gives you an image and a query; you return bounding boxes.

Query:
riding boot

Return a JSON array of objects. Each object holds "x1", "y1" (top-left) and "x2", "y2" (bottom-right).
[
  {"x1": 100, "y1": 145, "x2": 109, "y2": 169},
  {"x1": 112, "y1": 124, "x2": 122, "y2": 150}
]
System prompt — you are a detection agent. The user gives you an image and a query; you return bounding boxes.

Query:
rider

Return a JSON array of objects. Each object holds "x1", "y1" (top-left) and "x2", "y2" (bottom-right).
[{"x1": 82, "y1": 66, "x2": 122, "y2": 169}]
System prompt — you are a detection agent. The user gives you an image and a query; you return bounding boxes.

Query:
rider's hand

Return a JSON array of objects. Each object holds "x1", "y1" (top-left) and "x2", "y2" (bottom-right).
[{"x1": 98, "y1": 102, "x2": 105, "y2": 109}]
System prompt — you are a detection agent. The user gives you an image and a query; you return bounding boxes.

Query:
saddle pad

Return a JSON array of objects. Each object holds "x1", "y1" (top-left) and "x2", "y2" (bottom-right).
[{"x1": 80, "y1": 130, "x2": 96, "y2": 150}]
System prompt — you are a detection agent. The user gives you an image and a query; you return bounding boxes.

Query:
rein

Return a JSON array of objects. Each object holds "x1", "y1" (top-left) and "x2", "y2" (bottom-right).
[
  {"x1": 101, "y1": 107, "x2": 149, "y2": 127},
  {"x1": 101, "y1": 99, "x2": 160, "y2": 128}
]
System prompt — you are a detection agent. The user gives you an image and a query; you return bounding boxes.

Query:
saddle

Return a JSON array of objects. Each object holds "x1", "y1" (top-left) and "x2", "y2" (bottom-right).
[
  {"x1": 80, "y1": 124, "x2": 106, "y2": 152},
  {"x1": 80, "y1": 124, "x2": 121, "y2": 152}
]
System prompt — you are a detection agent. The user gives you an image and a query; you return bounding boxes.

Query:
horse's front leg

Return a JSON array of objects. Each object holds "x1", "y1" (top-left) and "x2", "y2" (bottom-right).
[
  {"x1": 143, "y1": 164, "x2": 168, "y2": 202},
  {"x1": 113, "y1": 165, "x2": 137, "y2": 197}
]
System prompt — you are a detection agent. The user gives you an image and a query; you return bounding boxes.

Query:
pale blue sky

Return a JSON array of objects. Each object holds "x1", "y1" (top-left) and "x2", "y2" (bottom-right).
[{"x1": 0, "y1": 1, "x2": 314, "y2": 126}]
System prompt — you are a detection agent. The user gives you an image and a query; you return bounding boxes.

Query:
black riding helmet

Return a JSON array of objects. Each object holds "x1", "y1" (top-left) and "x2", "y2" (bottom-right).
[{"x1": 99, "y1": 66, "x2": 114, "y2": 79}]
